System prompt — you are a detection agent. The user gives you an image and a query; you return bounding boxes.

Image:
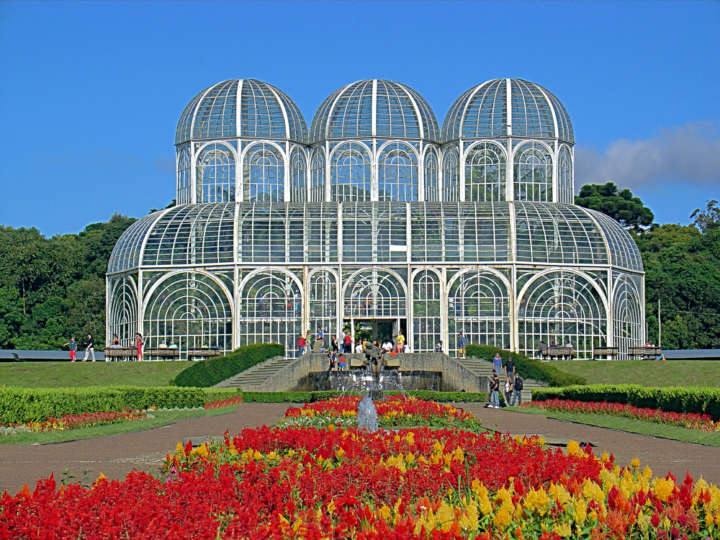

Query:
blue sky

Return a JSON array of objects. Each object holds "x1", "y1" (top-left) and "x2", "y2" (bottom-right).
[{"x1": 0, "y1": 1, "x2": 718, "y2": 236}]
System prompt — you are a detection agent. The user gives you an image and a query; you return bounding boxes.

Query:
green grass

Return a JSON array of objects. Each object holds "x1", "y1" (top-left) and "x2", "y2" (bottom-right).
[
  {"x1": 552, "y1": 360, "x2": 720, "y2": 388},
  {"x1": 0, "y1": 406, "x2": 239, "y2": 445},
  {"x1": 0, "y1": 361, "x2": 194, "y2": 388},
  {"x1": 509, "y1": 406, "x2": 720, "y2": 446}
]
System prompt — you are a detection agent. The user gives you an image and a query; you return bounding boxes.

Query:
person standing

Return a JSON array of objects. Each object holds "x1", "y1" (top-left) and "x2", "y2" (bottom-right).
[
  {"x1": 297, "y1": 333, "x2": 306, "y2": 357},
  {"x1": 493, "y1": 353, "x2": 502, "y2": 379},
  {"x1": 512, "y1": 375, "x2": 524, "y2": 406},
  {"x1": 504, "y1": 377, "x2": 512, "y2": 406},
  {"x1": 489, "y1": 372, "x2": 500, "y2": 408},
  {"x1": 434, "y1": 340, "x2": 443, "y2": 353},
  {"x1": 64, "y1": 337, "x2": 77, "y2": 362},
  {"x1": 343, "y1": 331, "x2": 352, "y2": 354},
  {"x1": 135, "y1": 333, "x2": 143, "y2": 362},
  {"x1": 331, "y1": 335, "x2": 339, "y2": 355},
  {"x1": 457, "y1": 332, "x2": 466, "y2": 358},
  {"x1": 82, "y1": 334, "x2": 95, "y2": 362},
  {"x1": 395, "y1": 331, "x2": 405, "y2": 353},
  {"x1": 505, "y1": 356, "x2": 515, "y2": 379}
]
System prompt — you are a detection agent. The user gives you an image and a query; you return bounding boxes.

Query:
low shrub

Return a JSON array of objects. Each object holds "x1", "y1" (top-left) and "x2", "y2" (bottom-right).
[
  {"x1": 465, "y1": 345, "x2": 586, "y2": 387},
  {"x1": 532, "y1": 384, "x2": 720, "y2": 420},
  {"x1": 172, "y1": 343, "x2": 284, "y2": 387}
]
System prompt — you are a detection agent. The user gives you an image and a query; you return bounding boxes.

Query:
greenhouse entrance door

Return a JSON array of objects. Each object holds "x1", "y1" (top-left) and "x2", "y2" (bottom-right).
[{"x1": 347, "y1": 319, "x2": 405, "y2": 345}]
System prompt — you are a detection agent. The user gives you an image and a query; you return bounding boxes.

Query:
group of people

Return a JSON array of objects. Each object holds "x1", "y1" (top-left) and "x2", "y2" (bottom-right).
[
  {"x1": 297, "y1": 329, "x2": 409, "y2": 358},
  {"x1": 487, "y1": 352, "x2": 524, "y2": 408},
  {"x1": 65, "y1": 333, "x2": 144, "y2": 362}
]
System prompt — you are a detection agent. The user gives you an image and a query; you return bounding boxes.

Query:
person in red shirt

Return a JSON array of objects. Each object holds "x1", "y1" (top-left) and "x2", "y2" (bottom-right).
[
  {"x1": 297, "y1": 333, "x2": 306, "y2": 357},
  {"x1": 135, "y1": 333, "x2": 144, "y2": 362}
]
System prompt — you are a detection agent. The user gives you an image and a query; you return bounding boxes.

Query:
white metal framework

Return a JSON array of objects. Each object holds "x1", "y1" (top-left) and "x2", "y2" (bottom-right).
[{"x1": 108, "y1": 77, "x2": 645, "y2": 359}]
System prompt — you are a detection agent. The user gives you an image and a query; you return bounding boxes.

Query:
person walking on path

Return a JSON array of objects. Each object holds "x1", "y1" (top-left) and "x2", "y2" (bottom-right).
[
  {"x1": 489, "y1": 372, "x2": 500, "y2": 408},
  {"x1": 297, "y1": 334, "x2": 306, "y2": 357},
  {"x1": 82, "y1": 334, "x2": 95, "y2": 362},
  {"x1": 492, "y1": 353, "x2": 502, "y2": 378},
  {"x1": 64, "y1": 337, "x2": 77, "y2": 362},
  {"x1": 135, "y1": 333, "x2": 144, "y2": 362},
  {"x1": 457, "y1": 332, "x2": 466, "y2": 358},
  {"x1": 512, "y1": 374, "x2": 524, "y2": 406},
  {"x1": 504, "y1": 377, "x2": 513, "y2": 407}
]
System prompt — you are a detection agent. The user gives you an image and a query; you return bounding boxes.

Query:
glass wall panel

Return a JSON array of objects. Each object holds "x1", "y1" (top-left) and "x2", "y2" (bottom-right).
[
  {"x1": 613, "y1": 274, "x2": 643, "y2": 359},
  {"x1": 518, "y1": 271, "x2": 606, "y2": 360},
  {"x1": 310, "y1": 148, "x2": 325, "y2": 202},
  {"x1": 196, "y1": 143, "x2": 235, "y2": 203},
  {"x1": 238, "y1": 270, "x2": 301, "y2": 355},
  {"x1": 345, "y1": 269, "x2": 406, "y2": 319},
  {"x1": 448, "y1": 270, "x2": 509, "y2": 354},
  {"x1": 558, "y1": 146, "x2": 573, "y2": 204},
  {"x1": 465, "y1": 142, "x2": 506, "y2": 202},
  {"x1": 176, "y1": 147, "x2": 191, "y2": 205},
  {"x1": 243, "y1": 143, "x2": 284, "y2": 202},
  {"x1": 309, "y1": 271, "x2": 337, "y2": 341},
  {"x1": 442, "y1": 147, "x2": 459, "y2": 201},
  {"x1": 424, "y1": 149, "x2": 439, "y2": 202},
  {"x1": 108, "y1": 277, "x2": 137, "y2": 346},
  {"x1": 290, "y1": 148, "x2": 306, "y2": 202},
  {"x1": 330, "y1": 142, "x2": 372, "y2": 202},
  {"x1": 513, "y1": 142, "x2": 553, "y2": 202},
  {"x1": 378, "y1": 142, "x2": 418, "y2": 202},
  {"x1": 144, "y1": 272, "x2": 232, "y2": 355},
  {"x1": 412, "y1": 270, "x2": 441, "y2": 352}
]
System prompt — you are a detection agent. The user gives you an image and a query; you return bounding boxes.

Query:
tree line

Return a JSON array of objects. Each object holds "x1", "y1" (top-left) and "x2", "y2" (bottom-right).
[{"x1": 0, "y1": 187, "x2": 717, "y2": 350}]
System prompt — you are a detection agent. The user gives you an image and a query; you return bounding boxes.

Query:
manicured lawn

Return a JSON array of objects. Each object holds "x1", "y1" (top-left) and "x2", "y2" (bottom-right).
[
  {"x1": 510, "y1": 406, "x2": 720, "y2": 446},
  {"x1": 552, "y1": 359, "x2": 720, "y2": 387},
  {"x1": 0, "y1": 361, "x2": 193, "y2": 388},
  {"x1": 0, "y1": 406, "x2": 238, "y2": 445}
]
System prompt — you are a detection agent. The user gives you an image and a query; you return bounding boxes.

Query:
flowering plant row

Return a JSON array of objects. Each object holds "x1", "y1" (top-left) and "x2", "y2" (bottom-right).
[
  {"x1": 522, "y1": 399, "x2": 720, "y2": 432},
  {"x1": 204, "y1": 396, "x2": 244, "y2": 410},
  {"x1": 3, "y1": 421, "x2": 720, "y2": 538},
  {"x1": 0, "y1": 409, "x2": 147, "y2": 434},
  {"x1": 282, "y1": 395, "x2": 482, "y2": 430}
]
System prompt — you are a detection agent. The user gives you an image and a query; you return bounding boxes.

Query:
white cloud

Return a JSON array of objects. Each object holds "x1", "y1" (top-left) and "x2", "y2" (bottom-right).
[{"x1": 575, "y1": 122, "x2": 720, "y2": 190}]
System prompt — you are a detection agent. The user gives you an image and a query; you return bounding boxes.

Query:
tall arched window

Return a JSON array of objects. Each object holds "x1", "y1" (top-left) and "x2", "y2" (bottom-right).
[
  {"x1": 331, "y1": 142, "x2": 371, "y2": 202},
  {"x1": 108, "y1": 277, "x2": 137, "y2": 346},
  {"x1": 309, "y1": 271, "x2": 337, "y2": 341},
  {"x1": 177, "y1": 147, "x2": 191, "y2": 204},
  {"x1": 513, "y1": 142, "x2": 553, "y2": 202},
  {"x1": 424, "y1": 149, "x2": 439, "y2": 202},
  {"x1": 517, "y1": 271, "x2": 606, "y2": 359},
  {"x1": 613, "y1": 274, "x2": 642, "y2": 359},
  {"x1": 443, "y1": 147, "x2": 459, "y2": 201},
  {"x1": 290, "y1": 148, "x2": 306, "y2": 202},
  {"x1": 378, "y1": 142, "x2": 418, "y2": 202},
  {"x1": 558, "y1": 146, "x2": 573, "y2": 203},
  {"x1": 345, "y1": 269, "x2": 406, "y2": 319},
  {"x1": 465, "y1": 142, "x2": 506, "y2": 202},
  {"x1": 310, "y1": 148, "x2": 325, "y2": 202},
  {"x1": 413, "y1": 270, "x2": 441, "y2": 352},
  {"x1": 243, "y1": 143, "x2": 284, "y2": 202},
  {"x1": 196, "y1": 143, "x2": 235, "y2": 203}
]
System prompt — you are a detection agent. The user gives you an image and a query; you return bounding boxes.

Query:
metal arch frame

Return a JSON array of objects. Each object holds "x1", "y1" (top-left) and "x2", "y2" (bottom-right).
[
  {"x1": 107, "y1": 275, "x2": 139, "y2": 346},
  {"x1": 306, "y1": 267, "x2": 341, "y2": 341},
  {"x1": 194, "y1": 141, "x2": 237, "y2": 204},
  {"x1": 288, "y1": 145, "x2": 307, "y2": 203},
  {"x1": 511, "y1": 140, "x2": 554, "y2": 203},
  {"x1": 328, "y1": 140, "x2": 374, "y2": 203},
  {"x1": 462, "y1": 140, "x2": 509, "y2": 203},
  {"x1": 610, "y1": 273, "x2": 644, "y2": 359},
  {"x1": 410, "y1": 268, "x2": 443, "y2": 352},
  {"x1": 240, "y1": 141, "x2": 287, "y2": 203},
  {"x1": 422, "y1": 146, "x2": 440, "y2": 202},
  {"x1": 376, "y1": 140, "x2": 420, "y2": 203},
  {"x1": 557, "y1": 145, "x2": 574, "y2": 204}
]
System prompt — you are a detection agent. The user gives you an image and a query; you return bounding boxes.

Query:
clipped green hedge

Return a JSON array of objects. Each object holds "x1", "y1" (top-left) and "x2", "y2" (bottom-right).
[
  {"x1": 532, "y1": 385, "x2": 720, "y2": 420},
  {"x1": 466, "y1": 345, "x2": 586, "y2": 387},
  {"x1": 173, "y1": 343, "x2": 284, "y2": 387}
]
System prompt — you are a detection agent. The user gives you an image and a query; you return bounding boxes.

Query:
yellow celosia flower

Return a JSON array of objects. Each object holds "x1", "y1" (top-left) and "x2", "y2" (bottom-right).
[
  {"x1": 601, "y1": 451, "x2": 610, "y2": 463},
  {"x1": 327, "y1": 500, "x2": 335, "y2": 514},
  {"x1": 524, "y1": 487, "x2": 550, "y2": 516},
  {"x1": 573, "y1": 499, "x2": 587, "y2": 525},
  {"x1": 637, "y1": 511, "x2": 650, "y2": 534},
  {"x1": 653, "y1": 477, "x2": 675, "y2": 503},
  {"x1": 630, "y1": 457, "x2": 640, "y2": 469},
  {"x1": 643, "y1": 465, "x2": 653, "y2": 479},
  {"x1": 436, "y1": 501, "x2": 454, "y2": 531},
  {"x1": 566, "y1": 440, "x2": 580, "y2": 456},
  {"x1": 493, "y1": 506, "x2": 512, "y2": 529},
  {"x1": 377, "y1": 504, "x2": 391, "y2": 521},
  {"x1": 553, "y1": 521, "x2": 572, "y2": 538},
  {"x1": 335, "y1": 447, "x2": 345, "y2": 459}
]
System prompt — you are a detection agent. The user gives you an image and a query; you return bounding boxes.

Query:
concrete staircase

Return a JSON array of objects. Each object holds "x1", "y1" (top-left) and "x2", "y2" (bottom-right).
[
  {"x1": 214, "y1": 355, "x2": 292, "y2": 390},
  {"x1": 455, "y1": 355, "x2": 547, "y2": 402}
]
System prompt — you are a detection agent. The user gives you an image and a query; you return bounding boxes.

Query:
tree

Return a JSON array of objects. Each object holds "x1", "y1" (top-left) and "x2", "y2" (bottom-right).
[
  {"x1": 575, "y1": 182, "x2": 654, "y2": 232},
  {"x1": 690, "y1": 199, "x2": 720, "y2": 233}
]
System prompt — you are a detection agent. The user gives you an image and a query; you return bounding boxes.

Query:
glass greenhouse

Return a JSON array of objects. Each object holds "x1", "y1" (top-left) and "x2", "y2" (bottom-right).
[{"x1": 107, "y1": 78, "x2": 645, "y2": 359}]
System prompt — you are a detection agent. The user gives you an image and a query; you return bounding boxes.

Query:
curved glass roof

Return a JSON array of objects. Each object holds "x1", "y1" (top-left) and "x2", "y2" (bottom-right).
[
  {"x1": 108, "y1": 202, "x2": 641, "y2": 273},
  {"x1": 175, "y1": 79, "x2": 308, "y2": 144},
  {"x1": 310, "y1": 79, "x2": 439, "y2": 143},
  {"x1": 442, "y1": 78, "x2": 574, "y2": 144}
]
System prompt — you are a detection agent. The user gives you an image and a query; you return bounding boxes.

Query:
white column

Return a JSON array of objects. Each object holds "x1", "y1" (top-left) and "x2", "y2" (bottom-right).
[{"x1": 440, "y1": 267, "x2": 449, "y2": 354}]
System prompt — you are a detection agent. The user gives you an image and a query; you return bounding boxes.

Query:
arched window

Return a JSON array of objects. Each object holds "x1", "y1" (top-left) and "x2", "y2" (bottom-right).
[
  {"x1": 424, "y1": 149, "x2": 439, "y2": 202},
  {"x1": 290, "y1": 148, "x2": 306, "y2": 202},
  {"x1": 413, "y1": 270, "x2": 441, "y2": 352},
  {"x1": 196, "y1": 144, "x2": 235, "y2": 203},
  {"x1": 517, "y1": 271, "x2": 606, "y2": 359},
  {"x1": 310, "y1": 148, "x2": 325, "y2": 202},
  {"x1": 176, "y1": 147, "x2": 191, "y2": 204},
  {"x1": 330, "y1": 142, "x2": 371, "y2": 202},
  {"x1": 144, "y1": 272, "x2": 232, "y2": 356},
  {"x1": 108, "y1": 277, "x2": 137, "y2": 346},
  {"x1": 513, "y1": 142, "x2": 553, "y2": 202},
  {"x1": 443, "y1": 147, "x2": 459, "y2": 201},
  {"x1": 558, "y1": 146, "x2": 573, "y2": 203},
  {"x1": 309, "y1": 271, "x2": 337, "y2": 341},
  {"x1": 378, "y1": 142, "x2": 418, "y2": 202},
  {"x1": 345, "y1": 269, "x2": 406, "y2": 319},
  {"x1": 239, "y1": 271, "x2": 302, "y2": 355},
  {"x1": 465, "y1": 142, "x2": 506, "y2": 202},
  {"x1": 448, "y1": 271, "x2": 509, "y2": 353},
  {"x1": 613, "y1": 274, "x2": 643, "y2": 359},
  {"x1": 243, "y1": 143, "x2": 284, "y2": 202}
]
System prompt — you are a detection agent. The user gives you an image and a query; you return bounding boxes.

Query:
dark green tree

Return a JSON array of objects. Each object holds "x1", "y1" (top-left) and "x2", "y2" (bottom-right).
[{"x1": 575, "y1": 182, "x2": 654, "y2": 232}]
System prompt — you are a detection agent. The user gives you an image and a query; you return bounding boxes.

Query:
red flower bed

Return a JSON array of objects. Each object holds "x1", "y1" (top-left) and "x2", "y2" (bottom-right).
[
  {"x1": 204, "y1": 396, "x2": 243, "y2": 410},
  {"x1": 524, "y1": 399, "x2": 720, "y2": 432},
  {"x1": 2, "y1": 410, "x2": 146, "y2": 433}
]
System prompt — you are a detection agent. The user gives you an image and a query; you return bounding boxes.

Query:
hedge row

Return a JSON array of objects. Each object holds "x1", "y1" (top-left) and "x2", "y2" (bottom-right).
[
  {"x1": 466, "y1": 345, "x2": 586, "y2": 387},
  {"x1": 0, "y1": 386, "x2": 237, "y2": 424},
  {"x1": 172, "y1": 343, "x2": 284, "y2": 387},
  {"x1": 532, "y1": 385, "x2": 720, "y2": 420}
]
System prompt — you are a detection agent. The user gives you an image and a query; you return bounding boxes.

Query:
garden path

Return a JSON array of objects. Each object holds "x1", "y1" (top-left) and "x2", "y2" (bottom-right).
[{"x1": 463, "y1": 404, "x2": 720, "y2": 484}]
